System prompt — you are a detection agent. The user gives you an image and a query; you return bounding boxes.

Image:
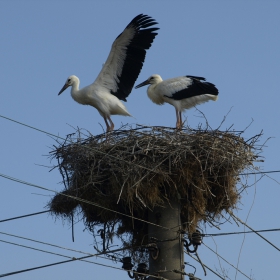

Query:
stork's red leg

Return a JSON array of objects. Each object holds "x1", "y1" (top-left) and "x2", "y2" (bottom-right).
[
  {"x1": 108, "y1": 116, "x2": 114, "y2": 131},
  {"x1": 103, "y1": 117, "x2": 111, "y2": 132},
  {"x1": 175, "y1": 109, "x2": 181, "y2": 130},
  {"x1": 179, "y1": 111, "x2": 183, "y2": 129}
]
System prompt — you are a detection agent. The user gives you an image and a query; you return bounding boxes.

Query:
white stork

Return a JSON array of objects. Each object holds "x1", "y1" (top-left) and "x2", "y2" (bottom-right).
[
  {"x1": 135, "y1": 74, "x2": 219, "y2": 129},
  {"x1": 58, "y1": 14, "x2": 159, "y2": 132}
]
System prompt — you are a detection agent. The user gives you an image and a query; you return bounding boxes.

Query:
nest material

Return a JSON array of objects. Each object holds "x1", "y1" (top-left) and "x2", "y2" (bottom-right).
[{"x1": 49, "y1": 125, "x2": 261, "y2": 252}]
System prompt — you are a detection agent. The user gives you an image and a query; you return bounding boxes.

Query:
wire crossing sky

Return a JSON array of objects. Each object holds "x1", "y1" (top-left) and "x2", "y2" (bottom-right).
[{"x1": 1, "y1": 1, "x2": 280, "y2": 280}]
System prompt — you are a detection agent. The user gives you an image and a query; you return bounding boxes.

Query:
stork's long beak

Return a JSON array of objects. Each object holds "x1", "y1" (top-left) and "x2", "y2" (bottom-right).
[
  {"x1": 58, "y1": 83, "x2": 70, "y2": 95},
  {"x1": 135, "y1": 79, "x2": 150, "y2": 89}
]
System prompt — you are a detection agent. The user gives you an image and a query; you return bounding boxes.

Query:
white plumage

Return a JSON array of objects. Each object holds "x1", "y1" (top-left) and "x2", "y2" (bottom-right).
[
  {"x1": 135, "y1": 74, "x2": 219, "y2": 129},
  {"x1": 58, "y1": 14, "x2": 159, "y2": 132}
]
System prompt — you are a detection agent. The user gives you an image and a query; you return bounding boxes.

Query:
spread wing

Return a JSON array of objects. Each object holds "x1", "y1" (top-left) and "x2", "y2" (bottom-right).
[{"x1": 94, "y1": 14, "x2": 159, "y2": 101}]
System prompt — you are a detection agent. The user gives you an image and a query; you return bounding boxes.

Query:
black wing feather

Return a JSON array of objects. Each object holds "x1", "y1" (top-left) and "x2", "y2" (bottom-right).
[
  {"x1": 168, "y1": 77, "x2": 219, "y2": 101},
  {"x1": 111, "y1": 14, "x2": 159, "y2": 101},
  {"x1": 186, "y1": 75, "x2": 206, "y2": 81}
]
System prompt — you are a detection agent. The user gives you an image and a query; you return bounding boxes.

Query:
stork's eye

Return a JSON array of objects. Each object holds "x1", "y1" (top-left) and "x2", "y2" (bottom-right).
[{"x1": 68, "y1": 79, "x2": 71, "y2": 82}]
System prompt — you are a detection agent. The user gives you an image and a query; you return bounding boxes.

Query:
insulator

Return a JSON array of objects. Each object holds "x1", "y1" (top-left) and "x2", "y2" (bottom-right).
[
  {"x1": 189, "y1": 274, "x2": 201, "y2": 280},
  {"x1": 190, "y1": 230, "x2": 202, "y2": 246},
  {"x1": 122, "y1": 257, "x2": 133, "y2": 271},
  {"x1": 137, "y1": 263, "x2": 148, "y2": 274}
]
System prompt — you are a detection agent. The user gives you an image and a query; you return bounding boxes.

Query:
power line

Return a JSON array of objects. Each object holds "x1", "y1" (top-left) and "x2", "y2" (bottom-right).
[
  {"x1": 0, "y1": 210, "x2": 50, "y2": 223},
  {"x1": 229, "y1": 211, "x2": 280, "y2": 252},
  {"x1": 0, "y1": 172, "x2": 171, "y2": 231},
  {"x1": 0, "y1": 231, "x2": 121, "y2": 263},
  {"x1": 1, "y1": 114, "x2": 278, "y2": 278},
  {"x1": 0, "y1": 230, "x2": 252, "y2": 280},
  {"x1": 0, "y1": 238, "x2": 167, "y2": 279},
  {"x1": 0, "y1": 230, "x2": 143, "y2": 276},
  {"x1": 2, "y1": 161, "x2": 279, "y2": 253},
  {"x1": 240, "y1": 170, "x2": 280, "y2": 176},
  {"x1": 0, "y1": 114, "x2": 162, "y2": 175},
  {"x1": 1, "y1": 238, "x2": 159, "y2": 280},
  {"x1": 0, "y1": 185, "x2": 274, "y2": 279},
  {"x1": 0, "y1": 239, "x2": 79, "y2": 261},
  {"x1": 1, "y1": 114, "x2": 280, "y2": 178},
  {"x1": 203, "y1": 242, "x2": 252, "y2": 279},
  {"x1": 185, "y1": 251, "x2": 225, "y2": 280},
  {"x1": 0, "y1": 114, "x2": 65, "y2": 141},
  {"x1": 187, "y1": 249, "x2": 253, "y2": 280},
  {"x1": 0, "y1": 114, "x2": 195, "y2": 206},
  {"x1": 0, "y1": 240, "x2": 128, "y2": 278},
  {"x1": 0, "y1": 171, "x2": 190, "y2": 252},
  {"x1": 0, "y1": 214, "x2": 262, "y2": 280},
  {"x1": 203, "y1": 228, "x2": 280, "y2": 237},
  {"x1": 2, "y1": 171, "x2": 280, "y2": 244},
  {"x1": 157, "y1": 215, "x2": 280, "y2": 243},
  {"x1": 0, "y1": 241, "x2": 131, "y2": 278}
]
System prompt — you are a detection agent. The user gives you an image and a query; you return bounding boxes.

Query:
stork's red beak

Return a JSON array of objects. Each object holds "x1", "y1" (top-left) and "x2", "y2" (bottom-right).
[{"x1": 58, "y1": 83, "x2": 70, "y2": 95}]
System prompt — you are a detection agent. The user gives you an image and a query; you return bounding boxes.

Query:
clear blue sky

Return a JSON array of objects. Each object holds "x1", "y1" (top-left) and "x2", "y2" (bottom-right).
[{"x1": 0, "y1": 1, "x2": 279, "y2": 279}]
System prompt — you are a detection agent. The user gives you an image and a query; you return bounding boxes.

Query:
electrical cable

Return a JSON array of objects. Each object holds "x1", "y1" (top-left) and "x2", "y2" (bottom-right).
[
  {"x1": 2, "y1": 217, "x2": 262, "y2": 280},
  {"x1": 185, "y1": 250, "x2": 225, "y2": 280},
  {"x1": 0, "y1": 114, "x2": 191, "y2": 204},
  {"x1": 203, "y1": 228, "x2": 280, "y2": 237},
  {"x1": 234, "y1": 176, "x2": 256, "y2": 280},
  {"x1": 0, "y1": 114, "x2": 164, "y2": 175},
  {"x1": 0, "y1": 172, "x2": 171, "y2": 231},
  {"x1": 3, "y1": 171, "x2": 279, "y2": 256},
  {"x1": 0, "y1": 191, "x2": 274, "y2": 278},
  {"x1": 1, "y1": 114, "x2": 278, "y2": 279},
  {"x1": 0, "y1": 231, "x2": 121, "y2": 264},
  {"x1": 0, "y1": 239, "x2": 80, "y2": 260},
  {"x1": 1, "y1": 114, "x2": 280, "y2": 178},
  {"x1": 0, "y1": 240, "x2": 124, "y2": 278},
  {"x1": 0, "y1": 210, "x2": 50, "y2": 223},
  {"x1": 2, "y1": 168, "x2": 280, "y2": 239},
  {"x1": 2, "y1": 171, "x2": 279, "y2": 250},
  {"x1": 0, "y1": 230, "x2": 255, "y2": 280},
  {"x1": 1, "y1": 114, "x2": 278, "y2": 227},
  {"x1": 150, "y1": 207, "x2": 280, "y2": 241},
  {"x1": 0, "y1": 240, "x2": 123, "y2": 278},
  {"x1": 229, "y1": 211, "x2": 280, "y2": 252},
  {"x1": 0, "y1": 238, "x2": 167, "y2": 279},
  {"x1": 0, "y1": 230, "x2": 97, "y2": 255},
  {"x1": 0, "y1": 241, "x2": 131, "y2": 278},
  {"x1": 203, "y1": 242, "x2": 252, "y2": 279}
]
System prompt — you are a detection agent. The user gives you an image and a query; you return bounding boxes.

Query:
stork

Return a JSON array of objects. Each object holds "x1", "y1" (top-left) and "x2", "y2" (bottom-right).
[
  {"x1": 58, "y1": 14, "x2": 159, "y2": 132},
  {"x1": 135, "y1": 74, "x2": 219, "y2": 129}
]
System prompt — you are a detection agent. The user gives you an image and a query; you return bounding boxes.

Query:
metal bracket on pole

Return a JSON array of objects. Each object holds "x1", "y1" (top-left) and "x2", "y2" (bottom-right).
[
  {"x1": 122, "y1": 257, "x2": 150, "y2": 280},
  {"x1": 146, "y1": 242, "x2": 159, "y2": 260},
  {"x1": 188, "y1": 273, "x2": 202, "y2": 280},
  {"x1": 183, "y1": 230, "x2": 202, "y2": 253}
]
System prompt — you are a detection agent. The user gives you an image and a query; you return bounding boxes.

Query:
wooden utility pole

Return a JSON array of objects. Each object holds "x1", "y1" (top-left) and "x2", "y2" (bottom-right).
[{"x1": 148, "y1": 197, "x2": 184, "y2": 280}]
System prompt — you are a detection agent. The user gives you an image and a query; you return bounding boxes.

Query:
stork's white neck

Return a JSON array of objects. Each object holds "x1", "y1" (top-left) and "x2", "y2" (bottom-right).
[
  {"x1": 147, "y1": 83, "x2": 164, "y2": 105},
  {"x1": 70, "y1": 78, "x2": 81, "y2": 103}
]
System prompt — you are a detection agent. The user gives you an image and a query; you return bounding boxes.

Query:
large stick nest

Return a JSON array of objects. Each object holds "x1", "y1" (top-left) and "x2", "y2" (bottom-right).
[{"x1": 49, "y1": 125, "x2": 262, "y2": 255}]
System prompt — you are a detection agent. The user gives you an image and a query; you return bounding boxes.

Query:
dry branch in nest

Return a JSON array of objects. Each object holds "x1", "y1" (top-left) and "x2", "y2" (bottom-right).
[{"x1": 48, "y1": 124, "x2": 263, "y2": 259}]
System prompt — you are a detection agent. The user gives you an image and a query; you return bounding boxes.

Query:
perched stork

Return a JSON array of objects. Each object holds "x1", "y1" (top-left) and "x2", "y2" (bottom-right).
[
  {"x1": 58, "y1": 14, "x2": 159, "y2": 132},
  {"x1": 135, "y1": 74, "x2": 219, "y2": 129}
]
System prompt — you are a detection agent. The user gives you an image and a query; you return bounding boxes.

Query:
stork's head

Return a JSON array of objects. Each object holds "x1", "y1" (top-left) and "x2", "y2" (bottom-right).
[
  {"x1": 58, "y1": 75, "x2": 79, "y2": 95},
  {"x1": 135, "y1": 74, "x2": 162, "y2": 89}
]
